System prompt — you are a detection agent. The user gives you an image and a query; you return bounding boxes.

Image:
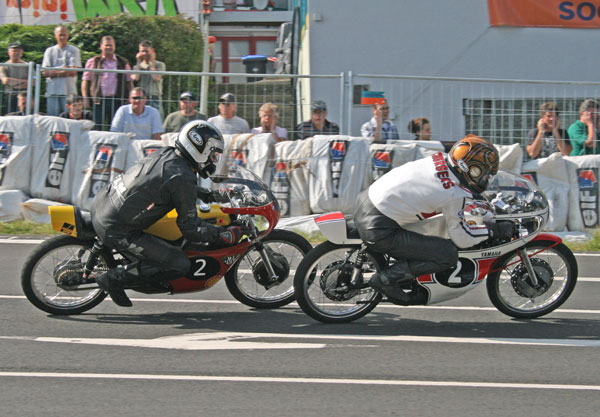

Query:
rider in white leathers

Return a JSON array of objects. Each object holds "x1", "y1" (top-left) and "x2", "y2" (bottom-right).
[{"x1": 353, "y1": 135, "x2": 511, "y2": 302}]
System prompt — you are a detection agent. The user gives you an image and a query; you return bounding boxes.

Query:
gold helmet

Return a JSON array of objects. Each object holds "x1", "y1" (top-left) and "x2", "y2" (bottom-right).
[{"x1": 448, "y1": 135, "x2": 499, "y2": 193}]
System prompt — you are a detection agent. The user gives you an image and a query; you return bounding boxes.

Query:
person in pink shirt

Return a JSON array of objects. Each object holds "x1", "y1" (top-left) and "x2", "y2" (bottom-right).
[{"x1": 81, "y1": 35, "x2": 133, "y2": 130}]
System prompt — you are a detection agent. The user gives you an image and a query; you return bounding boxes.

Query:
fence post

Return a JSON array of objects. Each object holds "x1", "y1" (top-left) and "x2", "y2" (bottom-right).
[
  {"x1": 34, "y1": 64, "x2": 42, "y2": 115},
  {"x1": 347, "y1": 70, "x2": 353, "y2": 136},
  {"x1": 339, "y1": 72, "x2": 346, "y2": 134},
  {"x1": 26, "y1": 61, "x2": 35, "y2": 116},
  {"x1": 199, "y1": 14, "x2": 210, "y2": 116}
]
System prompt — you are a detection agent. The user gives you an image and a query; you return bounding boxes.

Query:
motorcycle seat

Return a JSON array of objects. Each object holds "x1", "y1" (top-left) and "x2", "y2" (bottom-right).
[
  {"x1": 74, "y1": 207, "x2": 96, "y2": 241},
  {"x1": 346, "y1": 221, "x2": 361, "y2": 240}
]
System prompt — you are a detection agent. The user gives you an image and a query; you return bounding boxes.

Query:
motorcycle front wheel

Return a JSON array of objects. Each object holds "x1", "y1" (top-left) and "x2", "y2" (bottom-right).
[
  {"x1": 21, "y1": 235, "x2": 114, "y2": 315},
  {"x1": 294, "y1": 241, "x2": 384, "y2": 323},
  {"x1": 486, "y1": 240, "x2": 578, "y2": 319},
  {"x1": 224, "y1": 229, "x2": 312, "y2": 309}
]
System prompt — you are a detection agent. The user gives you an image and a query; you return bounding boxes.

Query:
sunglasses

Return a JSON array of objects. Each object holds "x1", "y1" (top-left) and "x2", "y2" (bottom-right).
[{"x1": 131, "y1": 96, "x2": 145, "y2": 101}]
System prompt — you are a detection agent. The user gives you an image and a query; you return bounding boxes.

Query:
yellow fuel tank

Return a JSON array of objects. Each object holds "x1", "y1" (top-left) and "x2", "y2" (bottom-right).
[{"x1": 144, "y1": 204, "x2": 231, "y2": 241}]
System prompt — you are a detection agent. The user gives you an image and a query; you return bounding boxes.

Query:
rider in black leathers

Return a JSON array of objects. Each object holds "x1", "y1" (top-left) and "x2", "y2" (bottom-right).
[{"x1": 91, "y1": 120, "x2": 241, "y2": 307}]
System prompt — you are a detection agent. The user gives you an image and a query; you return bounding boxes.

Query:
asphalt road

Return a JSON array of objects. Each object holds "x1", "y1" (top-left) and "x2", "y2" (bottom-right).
[{"x1": 1, "y1": 239, "x2": 600, "y2": 417}]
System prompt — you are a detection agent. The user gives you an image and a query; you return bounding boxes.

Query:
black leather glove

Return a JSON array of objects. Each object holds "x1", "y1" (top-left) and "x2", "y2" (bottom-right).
[
  {"x1": 218, "y1": 226, "x2": 243, "y2": 246},
  {"x1": 197, "y1": 187, "x2": 215, "y2": 203},
  {"x1": 484, "y1": 220, "x2": 514, "y2": 241}
]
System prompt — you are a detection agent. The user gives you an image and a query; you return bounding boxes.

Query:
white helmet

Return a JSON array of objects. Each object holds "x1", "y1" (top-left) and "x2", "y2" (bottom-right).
[{"x1": 175, "y1": 120, "x2": 224, "y2": 178}]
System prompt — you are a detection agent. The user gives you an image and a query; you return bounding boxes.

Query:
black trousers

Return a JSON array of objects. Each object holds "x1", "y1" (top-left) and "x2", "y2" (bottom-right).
[
  {"x1": 353, "y1": 190, "x2": 458, "y2": 276},
  {"x1": 92, "y1": 218, "x2": 191, "y2": 282}
]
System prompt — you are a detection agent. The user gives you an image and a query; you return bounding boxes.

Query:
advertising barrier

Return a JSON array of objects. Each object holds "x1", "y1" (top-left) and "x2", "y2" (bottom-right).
[{"x1": 0, "y1": 116, "x2": 599, "y2": 234}]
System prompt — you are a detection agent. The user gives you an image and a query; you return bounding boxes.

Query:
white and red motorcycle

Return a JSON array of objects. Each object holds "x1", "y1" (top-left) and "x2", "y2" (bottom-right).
[{"x1": 294, "y1": 171, "x2": 578, "y2": 323}]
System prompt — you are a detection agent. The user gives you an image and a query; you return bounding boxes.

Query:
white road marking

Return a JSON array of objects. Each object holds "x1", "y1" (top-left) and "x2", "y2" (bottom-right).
[
  {"x1": 2, "y1": 331, "x2": 600, "y2": 349},
  {"x1": 0, "y1": 371, "x2": 599, "y2": 391},
  {"x1": 3, "y1": 294, "x2": 600, "y2": 314}
]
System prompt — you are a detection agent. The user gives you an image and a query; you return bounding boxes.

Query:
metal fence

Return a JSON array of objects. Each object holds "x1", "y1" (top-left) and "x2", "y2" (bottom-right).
[{"x1": 3, "y1": 63, "x2": 600, "y2": 154}]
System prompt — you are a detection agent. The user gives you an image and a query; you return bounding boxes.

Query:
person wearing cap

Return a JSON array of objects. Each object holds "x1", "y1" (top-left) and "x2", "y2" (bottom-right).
[
  {"x1": 295, "y1": 100, "x2": 339, "y2": 140},
  {"x1": 110, "y1": 87, "x2": 163, "y2": 140},
  {"x1": 207, "y1": 93, "x2": 250, "y2": 135},
  {"x1": 163, "y1": 91, "x2": 207, "y2": 133},
  {"x1": 251, "y1": 102, "x2": 288, "y2": 141},
  {"x1": 361, "y1": 99, "x2": 399, "y2": 143},
  {"x1": 42, "y1": 25, "x2": 81, "y2": 116},
  {"x1": 1, "y1": 42, "x2": 30, "y2": 115},
  {"x1": 131, "y1": 40, "x2": 166, "y2": 118}
]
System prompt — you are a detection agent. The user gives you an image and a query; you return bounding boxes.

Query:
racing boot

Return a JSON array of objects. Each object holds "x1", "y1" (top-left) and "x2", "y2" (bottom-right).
[
  {"x1": 369, "y1": 260, "x2": 415, "y2": 303},
  {"x1": 96, "y1": 267, "x2": 133, "y2": 307}
]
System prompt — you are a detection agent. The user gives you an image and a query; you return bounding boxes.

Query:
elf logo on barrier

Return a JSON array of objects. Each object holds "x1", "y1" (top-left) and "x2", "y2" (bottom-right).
[
  {"x1": 143, "y1": 146, "x2": 161, "y2": 156},
  {"x1": 231, "y1": 149, "x2": 248, "y2": 166},
  {"x1": 371, "y1": 150, "x2": 393, "y2": 181},
  {"x1": 521, "y1": 172, "x2": 538, "y2": 184},
  {"x1": 89, "y1": 144, "x2": 117, "y2": 198},
  {"x1": 329, "y1": 140, "x2": 348, "y2": 198},
  {"x1": 577, "y1": 168, "x2": 598, "y2": 228},
  {"x1": 271, "y1": 161, "x2": 290, "y2": 216},
  {"x1": 0, "y1": 132, "x2": 14, "y2": 186},
  {"x1": 46, "y1": 131, "x2": 70, "y2": 189}
]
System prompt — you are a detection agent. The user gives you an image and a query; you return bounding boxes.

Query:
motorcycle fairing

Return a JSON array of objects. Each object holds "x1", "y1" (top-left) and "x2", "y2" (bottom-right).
[{"x1": 315, "y1": 212, "x2": 362, "y2": 244}]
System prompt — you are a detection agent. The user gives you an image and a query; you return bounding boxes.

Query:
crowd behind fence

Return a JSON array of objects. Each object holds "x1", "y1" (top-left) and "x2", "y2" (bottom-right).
[{"x1": 2, "y1": 64, "x2": 600, "y2": 158}]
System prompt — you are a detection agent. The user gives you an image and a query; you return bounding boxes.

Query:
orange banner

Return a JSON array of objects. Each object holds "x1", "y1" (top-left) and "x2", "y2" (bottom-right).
[{"x1": 488, "y1": 0, "x2": 600, "y2": 28}]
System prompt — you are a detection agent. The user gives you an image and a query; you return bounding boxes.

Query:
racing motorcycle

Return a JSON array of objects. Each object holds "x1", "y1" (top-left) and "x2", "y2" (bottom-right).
[
  {"x1": 22, "y1": 164, "x2": 312, "y2": 315},
  {"x1": 294, "y1": 171, "x2": 578, "y2": 323}
]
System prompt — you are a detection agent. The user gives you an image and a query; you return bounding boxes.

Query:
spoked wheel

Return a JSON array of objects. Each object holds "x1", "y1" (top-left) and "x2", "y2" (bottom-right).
[
  {"x1": 486, "y1": 240, "x2": 578, "y2": 318},
  {"x1": 224, "y1": 229, "x2": 312, "y2": 308},
  {"x1": 294, "y1": 241, "x2": 385, "y2": 323},
  {"x1": 21, "y1": 235, "x2": 114, "y2": 315}
]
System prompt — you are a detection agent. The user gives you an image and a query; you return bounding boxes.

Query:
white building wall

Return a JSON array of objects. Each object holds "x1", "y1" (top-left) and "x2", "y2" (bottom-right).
[{"x1": 302, "y1": 0, "x2": 600, "y2": 141}]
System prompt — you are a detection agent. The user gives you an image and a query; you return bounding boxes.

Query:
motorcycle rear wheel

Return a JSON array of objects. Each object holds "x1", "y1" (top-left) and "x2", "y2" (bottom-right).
[
  {"x1": 294, "y1": 241, "x2": 384, "y2": 323},
  {"x1": 486, "y1": 241, "x2": 578, "y2": 319},
  {"x1": 21, "y1": 235, "x2": 114, "y2": 315},
  {"x1": 224, "y1": 229, "x2": 312, "y2": 308}
]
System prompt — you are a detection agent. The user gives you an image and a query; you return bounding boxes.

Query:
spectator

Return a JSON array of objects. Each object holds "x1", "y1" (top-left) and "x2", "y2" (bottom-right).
[
  {"x1": 360, "y1": 100, "x2": 399, "y2": 143},
  {"x1": 526, "y1": 102, "x2": 569, "y2": 159},
  {"x1": 41, "y1": 25, "x2": 81, "y2": 116},
  {"x1": 568, "y1": 99, "x2": 600, "y2": 156},
  {"x1": 81, "y1": 35, "x2": 133, "y2": 130},
  {"x1": 408, "y1": 117, "x2": 432, "y2": 141},
  {"x1": 208, "y1": 93, "x2": 250, "y2": 134},
  {"x1": 6, "y1": 92, "x2": 33, "y2": 116},
  {"x1": 162, "y1": 91, "x2": 207, "y2": 133},
  {"x1": 131, "y1": 40, "x2": 165, "y2": 118},
  {"x1": 110, "y1": 87, "x2": 163, "y2": 140},
  {"x1": 1, "y1": 42, "x2": 29, "y2": 115},
  {"x1": 251, "y1": 102, "x2": 288, "y2": 141},
  {"x1": 59, "y1": 94, "x2": 94, "y2": 125},
  {"x1": 295, "y1": 100, "x2": 339, "y2": 140}
]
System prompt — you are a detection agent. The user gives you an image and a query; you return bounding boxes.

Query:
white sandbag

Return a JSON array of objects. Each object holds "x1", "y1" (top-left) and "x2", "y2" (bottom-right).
[
  {"x1": 271, "y1": 139, "x2": 313, "y2": 217},
  {"x1": 161, "y1": 132, "x2": 178, "y2": 147},
  {"x1": 222, "y1": 133, "x2": 276, "y2": 182},
  {"x1": 0, "y1": 115, "x2": 34, "y2": 194},
  {"x1": 309, "y1": 135, "x2": 370, "y2": 214},
  {"x1": 0, "y1": 189, "x2": 27, "y2": 221},
  {"x1": 564, "y1": 155, "x2": 600, "y2": 231},
  {"x1": 72, "y1": 131, "x2": 132, "y2": 211},
  {"x1": 365, "y1": 142, "x2": 417, "y2": 187},
  {"x1": 496, "y1": 143, "x2": 523, "y2": 174},
  {"x1": 21, "y1": 198, "x2": 67, "y2": 224},
  {"x1": 520, "y1": 153, "x2": 570, "y2": 232},
  {"x1": 414, "y1": 140, "x2": 445, "y2": 160},
  {"x1": 29, "y1": 115, "x2": 91, "y2": 203},
  {"x1": 125, "y1": 139, "x2": 165, "y2": 170}
]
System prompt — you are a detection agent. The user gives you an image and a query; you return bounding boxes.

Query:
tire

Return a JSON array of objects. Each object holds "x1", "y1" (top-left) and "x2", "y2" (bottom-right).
[
  {"x1": 486, "y1": 241, "x2": 578, "y2": 319},
  {"x1": 224, "y1": 229, "x2": 312, "y2": 309},
  {"x1": 294, "y1": 241, "x2": 384, "y2": 323},
  {"x1": 21, "y1": 235, "x2": 115, "y2": 315}
]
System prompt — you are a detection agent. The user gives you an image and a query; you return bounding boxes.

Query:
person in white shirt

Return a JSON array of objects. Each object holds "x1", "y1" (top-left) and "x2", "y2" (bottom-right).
[
  {"x1": 353, "y1": 135, "x2": 510, "y2": 303},
  {"x1": 110, "y1": 87, "x2": 163, "y2": 140},
  {"x1": 251, "y1": 102, "x2": 287, "y2": 141}
]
